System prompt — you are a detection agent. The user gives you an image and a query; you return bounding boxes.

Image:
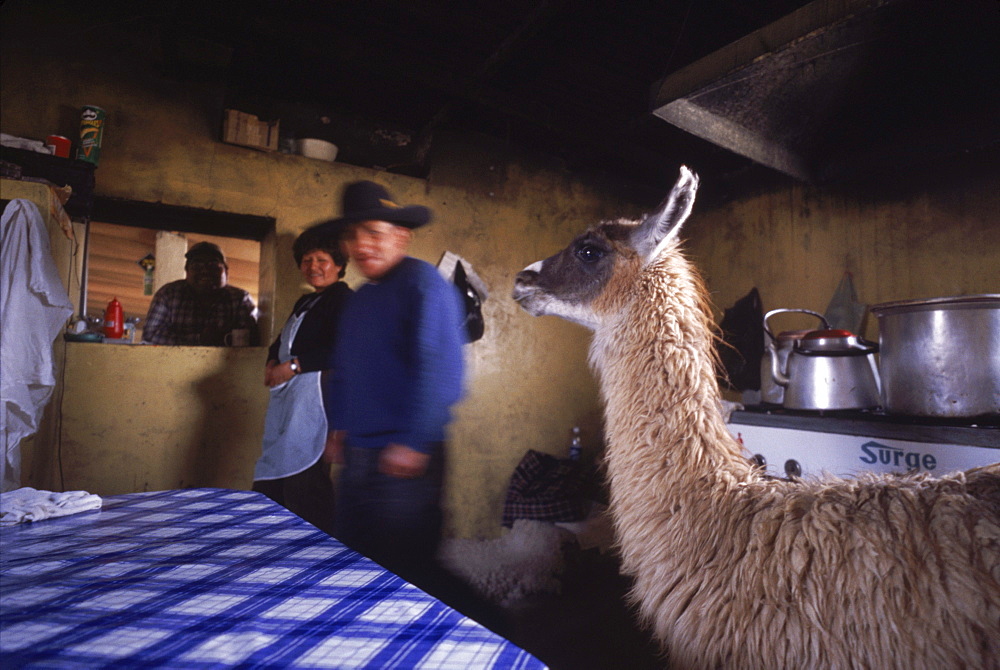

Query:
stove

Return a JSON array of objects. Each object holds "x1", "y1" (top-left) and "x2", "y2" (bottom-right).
[{"x1": 728, "y1": 406, "x2": 1000, "y2": 480}]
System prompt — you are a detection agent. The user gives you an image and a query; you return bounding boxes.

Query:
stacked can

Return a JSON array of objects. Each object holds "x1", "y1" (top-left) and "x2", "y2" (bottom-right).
[{"x1": 77, "y1": 105, "x2": 105, "y2": 165}]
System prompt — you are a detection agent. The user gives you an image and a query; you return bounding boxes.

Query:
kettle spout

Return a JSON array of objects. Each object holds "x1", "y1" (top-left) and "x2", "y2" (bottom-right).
[{"x1": 767, "y1": 340, "x2": 790, "y2": 388}]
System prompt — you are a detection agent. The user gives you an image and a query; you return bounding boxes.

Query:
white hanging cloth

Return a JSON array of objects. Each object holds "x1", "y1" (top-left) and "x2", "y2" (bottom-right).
[{"x1": 0, "y1": 199, "x2": 74, "y2": 492}]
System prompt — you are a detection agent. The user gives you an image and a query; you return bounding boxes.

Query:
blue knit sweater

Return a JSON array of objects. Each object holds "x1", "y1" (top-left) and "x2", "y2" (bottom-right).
[{"x1": 324, "y1": 257, "x2": 466, "y2": 452}]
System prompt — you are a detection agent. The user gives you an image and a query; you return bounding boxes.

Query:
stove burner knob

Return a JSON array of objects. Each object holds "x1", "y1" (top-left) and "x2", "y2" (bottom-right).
[
  {"x1": 784, "y1": 459, "x2": 802, "y2": 478},
  {"x1": 751, "y1": 454, "x2": 767, "y2": 468}
]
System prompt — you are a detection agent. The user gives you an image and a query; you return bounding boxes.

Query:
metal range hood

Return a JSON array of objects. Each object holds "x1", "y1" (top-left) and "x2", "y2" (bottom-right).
[{"x1": 651, "y1": 0, "x2": 1000, "y2": 183}]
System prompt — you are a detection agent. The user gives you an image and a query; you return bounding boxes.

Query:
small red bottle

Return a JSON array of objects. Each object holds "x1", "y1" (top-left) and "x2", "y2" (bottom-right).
[{"x1": 103, "y1": 297, "x2": 124, "y2": 339}]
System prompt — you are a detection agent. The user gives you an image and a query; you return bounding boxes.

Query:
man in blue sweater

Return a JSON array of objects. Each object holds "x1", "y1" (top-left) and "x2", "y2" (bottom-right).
[{"x1": 319, "y1": 181, "x2": 466, "y2": 582}]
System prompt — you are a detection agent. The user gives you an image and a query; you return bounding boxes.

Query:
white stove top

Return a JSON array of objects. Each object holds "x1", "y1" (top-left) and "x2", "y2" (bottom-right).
[{"x1": 728, "y1": 409, "x2": 1000, "y2": 480}]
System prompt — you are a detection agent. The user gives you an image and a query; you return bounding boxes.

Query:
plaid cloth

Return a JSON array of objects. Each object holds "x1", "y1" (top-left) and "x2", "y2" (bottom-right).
[
  {"x1": 142, "y1": 280, "x2": 258, "y2": 345},
  {"x1": 0, "y1": 488, "x2": 545, "y2": 669},
  {"x1": 502, "y1": 450, "x2": 588, "y2": 527}
]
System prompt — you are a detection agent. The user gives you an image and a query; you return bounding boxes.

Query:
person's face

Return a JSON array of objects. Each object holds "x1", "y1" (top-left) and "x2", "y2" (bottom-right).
[
  {"x1": 185, "y1": 258, "x2": 227, "y2": 292},
  {"x1": 344, "y1": 220, "x2": 411, "y2": 280},
  {"x1": 299, "y1": 249, "x2": 342, "y2": 291}
]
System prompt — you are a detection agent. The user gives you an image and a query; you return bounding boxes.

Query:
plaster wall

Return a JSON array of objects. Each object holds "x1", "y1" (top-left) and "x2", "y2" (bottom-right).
[
  {"x1": 685, "y1": 163, "x2": 1000, "y2": 345},
  {"x1": 50, "y1": 344, "x2": 267, "y2": 495}
]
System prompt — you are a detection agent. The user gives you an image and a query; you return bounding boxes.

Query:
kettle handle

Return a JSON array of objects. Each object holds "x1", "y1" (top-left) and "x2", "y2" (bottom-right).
[{"x1": 763, "y1": 308, "x2": 831, "y2": 341}]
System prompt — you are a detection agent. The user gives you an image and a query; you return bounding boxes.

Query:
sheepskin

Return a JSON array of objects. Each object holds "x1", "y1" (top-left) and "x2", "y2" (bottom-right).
[{"x1": 439, "y1": 519, "x2": 574, "y2": 607}]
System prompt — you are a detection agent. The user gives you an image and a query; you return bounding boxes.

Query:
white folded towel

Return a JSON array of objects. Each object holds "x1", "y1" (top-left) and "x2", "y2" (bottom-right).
[{"x1": 0, "y1": 487, "x2": 103, "y2": 526}]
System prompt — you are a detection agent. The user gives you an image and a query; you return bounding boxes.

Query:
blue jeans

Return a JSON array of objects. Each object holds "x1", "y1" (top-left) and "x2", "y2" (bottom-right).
[
  {"x1": 333, "y1": 442, "x2": 508, "y2": 633},
  {"x1": 333, "y1": 442, "x2": 444, "y2": 578}
]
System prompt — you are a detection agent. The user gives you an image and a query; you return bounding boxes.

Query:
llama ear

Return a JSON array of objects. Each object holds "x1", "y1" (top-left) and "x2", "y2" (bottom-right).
[{"x1": 633, "y1": 166, "x2": 700, "y2": 265}]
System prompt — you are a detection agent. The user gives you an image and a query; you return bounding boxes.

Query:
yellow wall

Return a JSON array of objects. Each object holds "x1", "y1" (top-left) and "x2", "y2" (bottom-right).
[
  {"x1": 685, "y1": 163, "x2": 1000, "y2": 342},
  {"x1": 43, "y1": 343, "x2": 267, "y2": 495}
]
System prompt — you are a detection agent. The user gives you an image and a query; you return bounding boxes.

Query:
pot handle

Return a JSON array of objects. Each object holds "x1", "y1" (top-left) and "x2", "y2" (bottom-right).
[
  {"x1": 852, "y1": 336, "x2": 880, "y2": 353},
  {"x1": 763, "y1": 308, "x2": 831, "y2": 341}
]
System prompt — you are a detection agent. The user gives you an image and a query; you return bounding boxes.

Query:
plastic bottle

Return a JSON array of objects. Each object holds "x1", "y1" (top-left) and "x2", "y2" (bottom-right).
[
  {"x1": 569, "y1": 426, "x2": 582, "y2": 461},
  {"x1": 103, "y1": 297, "x2": 124, "y2": 339}
]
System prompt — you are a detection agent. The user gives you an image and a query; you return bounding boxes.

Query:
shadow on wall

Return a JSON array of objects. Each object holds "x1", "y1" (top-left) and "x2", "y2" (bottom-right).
[{"x1": 189, "y1": 350, "x2": 265, "y2": 489}]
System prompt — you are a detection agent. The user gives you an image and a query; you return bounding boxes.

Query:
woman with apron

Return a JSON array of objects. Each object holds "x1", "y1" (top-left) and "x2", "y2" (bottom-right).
[{"x1": 253, "y1": 228, "x2": 351, "y2": 534}]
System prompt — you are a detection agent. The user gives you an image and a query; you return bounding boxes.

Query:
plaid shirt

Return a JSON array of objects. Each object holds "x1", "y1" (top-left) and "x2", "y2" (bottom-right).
[{"x1": 142, "y1": 280, "x2": 258, "y2": 345}]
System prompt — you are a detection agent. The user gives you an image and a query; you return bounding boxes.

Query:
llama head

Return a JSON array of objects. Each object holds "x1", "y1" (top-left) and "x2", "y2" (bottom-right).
[{"x1": 512, "y1": 166, "x2": 700, "y2": 330}]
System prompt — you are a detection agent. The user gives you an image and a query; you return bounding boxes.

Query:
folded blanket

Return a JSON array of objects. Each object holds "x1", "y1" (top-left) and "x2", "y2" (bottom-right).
[{"x1": 0, "y1": 487, "x2": 102, "y2": 526}]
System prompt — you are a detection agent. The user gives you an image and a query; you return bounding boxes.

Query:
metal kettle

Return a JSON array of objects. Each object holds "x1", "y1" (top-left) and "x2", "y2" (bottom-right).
[
  {"x1": 764, "y1": 309, "x2": 882, "y2": 411},
  {"x1": 760, "y1": 308, "x2": 829, "y2": 405}
]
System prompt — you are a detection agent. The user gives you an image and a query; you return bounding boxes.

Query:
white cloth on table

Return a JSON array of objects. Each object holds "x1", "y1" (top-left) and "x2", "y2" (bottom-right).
[
  {"x1": 0, "y1": 487, "x2": 102, "y2": 526},
  {"x1": 1, "y1": 199, "x2": 74, "y2": 492}
]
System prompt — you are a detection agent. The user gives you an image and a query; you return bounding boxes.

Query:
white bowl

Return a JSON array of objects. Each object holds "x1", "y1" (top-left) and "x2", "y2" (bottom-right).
[{"x1": 295, "y1": 138, "x2": 338, "y2": 161}]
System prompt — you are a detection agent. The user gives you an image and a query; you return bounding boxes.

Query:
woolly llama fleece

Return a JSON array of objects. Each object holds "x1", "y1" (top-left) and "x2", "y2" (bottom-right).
[{"x1": 512, "y1": 167, "x2": 1000, "y2": 670}]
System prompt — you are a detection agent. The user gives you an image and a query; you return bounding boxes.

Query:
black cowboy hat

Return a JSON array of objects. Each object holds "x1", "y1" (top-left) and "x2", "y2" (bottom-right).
[{"x1": 313, "y1": 180, "x2": 431, "y2": 233}]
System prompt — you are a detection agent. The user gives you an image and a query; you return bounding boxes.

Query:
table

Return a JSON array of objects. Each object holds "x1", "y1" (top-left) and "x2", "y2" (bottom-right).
[{"x1": 0, "y1": 488, "x2": 546, "y2": 669}]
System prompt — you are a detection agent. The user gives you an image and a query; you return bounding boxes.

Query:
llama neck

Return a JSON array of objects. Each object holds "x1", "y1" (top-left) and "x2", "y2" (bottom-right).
[
  {"x1": 591, "y1": 254, "x2": 755, "y2": 583},
  {"x1": 591, "y1": 253, "x2": 753, "y2": 497}
]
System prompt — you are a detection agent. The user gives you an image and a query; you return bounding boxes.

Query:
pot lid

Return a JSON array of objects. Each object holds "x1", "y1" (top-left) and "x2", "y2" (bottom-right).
[{"x1": 870, "y1": 293, "x2": 1000, "y2": 316}]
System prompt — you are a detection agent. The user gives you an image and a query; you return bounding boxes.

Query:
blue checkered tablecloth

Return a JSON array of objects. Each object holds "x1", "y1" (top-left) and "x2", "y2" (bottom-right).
[{"x1": 0, "y1": 488, "x2": 546, "y2": 669}]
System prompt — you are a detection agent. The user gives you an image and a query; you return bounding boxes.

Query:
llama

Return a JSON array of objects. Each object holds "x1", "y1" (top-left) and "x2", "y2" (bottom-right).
[{"x1": 512, "y1": 167, "x2": 1000, "y2": 670}]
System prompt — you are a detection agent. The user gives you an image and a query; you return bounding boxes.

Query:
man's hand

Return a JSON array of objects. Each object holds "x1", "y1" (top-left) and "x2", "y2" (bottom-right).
[
  {"x1": 379, "y1": 443, "x2": 429, "y2": 479},
  {"x1": 322, "y1": 430, "x2": 346, "y2": 465}
]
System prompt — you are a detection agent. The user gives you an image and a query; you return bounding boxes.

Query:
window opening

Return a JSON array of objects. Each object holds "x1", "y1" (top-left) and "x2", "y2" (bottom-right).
[
  {"x1": 81, "y1": 197, "x2": 274, "y2": 343},
  {"x1": 85, "y1": 222, "x2": 261, "y2": 329}
]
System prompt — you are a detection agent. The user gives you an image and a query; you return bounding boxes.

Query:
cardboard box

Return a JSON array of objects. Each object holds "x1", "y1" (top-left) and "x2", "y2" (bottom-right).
[{"x1": 222, "y1": 109, "x2": 279, "y2": 151}]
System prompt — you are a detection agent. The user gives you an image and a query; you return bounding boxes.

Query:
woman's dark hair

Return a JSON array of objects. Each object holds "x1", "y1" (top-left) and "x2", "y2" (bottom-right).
[{"x1": 293, "y1": 228, "x2": 348, "y2": 278}]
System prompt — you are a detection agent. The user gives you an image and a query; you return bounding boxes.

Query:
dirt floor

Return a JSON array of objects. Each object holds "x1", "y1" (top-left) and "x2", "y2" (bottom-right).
[{"x1": 495, "y1": 549, "x2": 666, "y2": 670}]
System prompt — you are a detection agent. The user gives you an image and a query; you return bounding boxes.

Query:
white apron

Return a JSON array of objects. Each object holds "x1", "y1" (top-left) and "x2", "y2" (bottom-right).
[{"x1": 254, "y1": 296, "x2": 327, "y2": 480}]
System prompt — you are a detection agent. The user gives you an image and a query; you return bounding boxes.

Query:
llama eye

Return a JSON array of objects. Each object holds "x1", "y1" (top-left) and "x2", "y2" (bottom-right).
[{"x1": 576, "y1": 244, "x2": 605, "y2": 263}]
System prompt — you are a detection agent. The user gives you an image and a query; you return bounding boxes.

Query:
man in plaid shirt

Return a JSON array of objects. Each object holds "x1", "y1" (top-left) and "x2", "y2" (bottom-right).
[{"x1": 142, "y1": 242, "x2": 258, "y2": 346}]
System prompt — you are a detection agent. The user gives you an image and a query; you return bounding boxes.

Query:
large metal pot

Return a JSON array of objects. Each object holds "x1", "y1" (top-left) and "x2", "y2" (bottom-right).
[{"x1": 870, "y1": 294, "x2": 1000, "y2": 418}]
